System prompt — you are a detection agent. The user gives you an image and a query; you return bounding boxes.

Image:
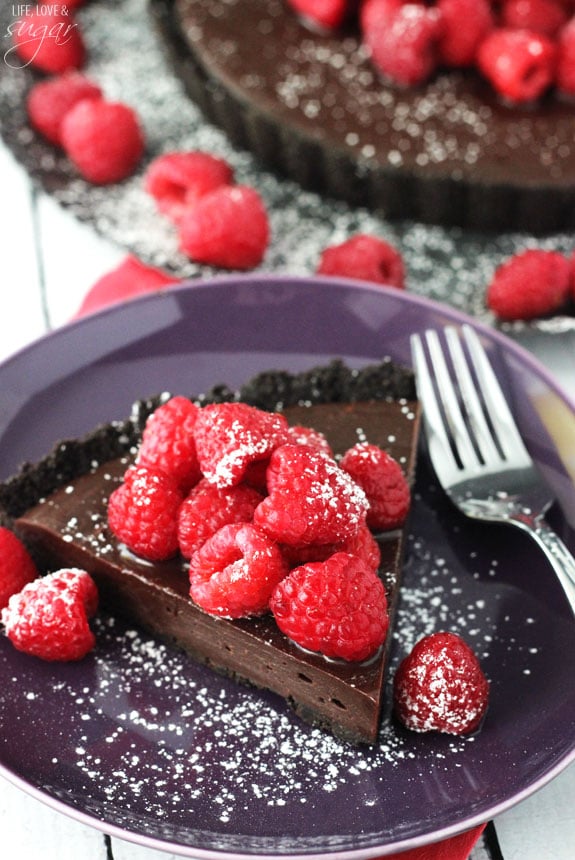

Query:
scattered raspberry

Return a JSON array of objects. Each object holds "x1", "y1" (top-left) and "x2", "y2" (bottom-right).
[
  {"x1": 393, "y1": 631, "x2": 489, "y2": 734},
  {"x1": 179, "y1": 185, "x2": 270, "y2": 270},
  {"x1": 340, "y1": 443, "x2": 410, "y2": 531},
  {"x1": 178, "y1": 479, "x2": 263, "y2": 558},
  {"x1": 11, "y1": 10, "x2": 85, "y2": 74},
  {"x1": 138, "y1": 396, "x2": 202, "y2": 494},
  {"x1": 477, "y1": 28, "x2": 557, "y2": 103},
  {"x1": 437, "y1": 0, "x2": 494, "y2": 67},
  {"x1": 286, "y1": 424, "x2": 333, "y2": 457},
  {"x1": 193, "y1": 402, "x2": 289, "y2": 488},
  {"x1": 270, "y1": 552, "x2": 388, "y2": 661},
  {"x1": 1, "y1": 569, "x2": 98, "y2": 662},
  {"x1": 362, "y1": 1, "x2": 442, "y2": 87},
  {"x1": 556, "y1": 17, "x2": 575, "y2": 96},
  {"x1": 60, "y1": 99, "x2": 145, "y2": 184},
  {"x1": 360, "y1": 0, "x2": 403, "y2": 34},
  {"x1": 253, "y1": 443, "x2": 368, "y2": 547},
  {"x1": 73, "y1": 255, "x2": 179, "y2": 319},
  {"x1": 107, "y1": 465, "x2": 183, "y2": 561},
  {"x1": 317, "y1": 234, "x2": 405, "y2": 288},
  {"x1": 486, "y1": 248, "x2": 571, "y2": 320},
  {"x1": 286, "y1": 0, "x2": 352, "y2": 30},
  {"x1": 26, "y1": 73, "x2": 102, "y2": 146},
  {"x1": 501, "y1": 0, "x2": 568, "y2": 38},
  {"x1": 0, "y1": 527, "x2": 38, "y2": 610},
  {"x1": 145, "y1": 151, "x2": 234, "y2": 223},
  {"x1": 189, "y1": 523, "x2": 288, "y2": 618}
]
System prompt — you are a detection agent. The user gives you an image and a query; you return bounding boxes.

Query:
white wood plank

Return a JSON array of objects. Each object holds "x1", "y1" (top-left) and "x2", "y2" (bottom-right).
[
  {"x1": 35, "y1": 192, "x2": 125, "y2": 327},
  {"x1": 495, "y1": 762, "x2": 575, "y2": 860},
  {"x1": 0, "y1": 145, "x2": 46, "y2": 363},
  {"x1": 0, "y1": 775, "x2": 107, "y2": 859}
]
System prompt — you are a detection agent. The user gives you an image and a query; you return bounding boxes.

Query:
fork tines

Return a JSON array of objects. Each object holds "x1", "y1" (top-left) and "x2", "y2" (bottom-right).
[{"x1": 410, "y1": 325, "x2": 531, "y2": 477}]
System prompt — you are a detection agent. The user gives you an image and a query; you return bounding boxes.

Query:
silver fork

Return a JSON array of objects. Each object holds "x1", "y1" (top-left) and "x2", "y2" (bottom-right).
[{"x1": 411, "y1": 324, "x2": 575, "y2": 613}]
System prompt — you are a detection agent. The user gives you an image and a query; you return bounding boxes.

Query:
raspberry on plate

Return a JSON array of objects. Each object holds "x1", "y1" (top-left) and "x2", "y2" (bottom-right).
[
  {"x1": 178, "y1": 479, "x2": 263, "y2": 558},
  {"x1": 317, "y1": 234, "x2": 405, "y2": 288},
  {"x1": 253, "y1": 443, "x2": 368, "y2": 547},
  {"x1": 138, "y1": 396, "x2": 202, "y2": 494},
  {"x1": 477, "y1": 28, "x2": 557, "y2": 103},
  {"x1": 73, "y1": 255, "x2": 179, "y2": 319},
  {"x1": 486, "y1": 248, "x2": 571, "y2": 320},
  {"x1": 340, "y1": 443, "x2": 411, "y2": 531},
  {"x1": 393, "y1": 631, "x2": 490, "y2": 734},
  {"x1": 0, "y1": 527, "x2": 38, "y2": 610},
  {"x1": 193, "y1": 402, "x2": 290, "y2": 488},
  {"x1": 362, "y1": 1, "x2": 443, "y2": 87},
  {"x1": 179, "y1": 185, "x2": 270, "y2": 270},
  {"x1": 107, "y1": 465, "x2": 184, "y2": 561},
  {"x1": 11, "y1": 9, "x2": 85, "y2": 74},
  {"x1": 1, "y1": 569, "x2": 98, "y2": 662},
  {"x1": 60, "y1": 99, "x2": 145, "y2": 184},
  {"x1": 189, "y1": 522, "x2": 288, "y2": 618},
  {"x1": 145, "y1": 151, "x2": 234, "y2": 223},
  {"x1": 270, "y1": 552, "x2": 388, "y2": 661},
  {"x1": 26, "y1": 73, "x2": 103, "y2": 147}
]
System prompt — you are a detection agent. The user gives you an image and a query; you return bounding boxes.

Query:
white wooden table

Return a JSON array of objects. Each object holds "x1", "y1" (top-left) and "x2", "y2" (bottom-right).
[{"x1": 1, "y1": 139, "x2": 574, "y2": 860}]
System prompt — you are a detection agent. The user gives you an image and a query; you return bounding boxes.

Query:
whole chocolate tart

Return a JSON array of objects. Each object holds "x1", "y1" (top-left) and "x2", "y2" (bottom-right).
[
  {"x1": 0, "y1": 360, "x2": 420, "y2": 744},
  {"x1": 150, "y1": 0, "x2": 575, "y2": 234}
]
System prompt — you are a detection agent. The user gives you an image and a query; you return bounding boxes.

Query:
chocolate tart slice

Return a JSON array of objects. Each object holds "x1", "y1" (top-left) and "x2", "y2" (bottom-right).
[
  {"x1": 150, "y1": 0, "x2": 575, "y2": 234},
  {"x1": 1, "y1": 360, "x2": 420, "y2": 744}
]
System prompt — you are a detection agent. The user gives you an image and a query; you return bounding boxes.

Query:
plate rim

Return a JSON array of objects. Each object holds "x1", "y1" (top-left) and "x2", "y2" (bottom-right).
[{"x1": 1, "y1": 273, "x2": 574, "y2": 859}]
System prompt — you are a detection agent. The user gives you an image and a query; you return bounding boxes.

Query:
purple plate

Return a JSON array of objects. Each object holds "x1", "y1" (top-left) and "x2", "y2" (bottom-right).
[{"x1": 0, "y1": 276, "x2": 574, "y2": 858}]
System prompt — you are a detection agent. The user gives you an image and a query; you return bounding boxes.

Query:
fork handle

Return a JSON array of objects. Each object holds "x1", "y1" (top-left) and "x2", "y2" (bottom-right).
[{"x1": 515, "y1": 517, "x2": 575, "y2": 613}]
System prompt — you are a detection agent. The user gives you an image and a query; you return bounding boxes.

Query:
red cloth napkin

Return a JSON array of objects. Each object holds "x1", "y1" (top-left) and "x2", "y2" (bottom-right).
[{"x1": 382, "y1": 824, "x2": 486, "y2": 860}]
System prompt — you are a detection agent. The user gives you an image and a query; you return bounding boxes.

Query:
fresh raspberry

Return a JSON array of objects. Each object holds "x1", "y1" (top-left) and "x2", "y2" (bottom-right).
[
  {"x1": 286, "y1": 424, "x2": 333, "y2": 457},
  {"x1": 0, "y1": 527, "x2": 38, "y2": 610},
  {"x1": 178, "y1": 479, "x2": 263, "y2": 558},
  {"x1": 179, "y1": 185, "x2": 270, "y2": 270},
  {"x1": 286, "y1": 0, "x2": 352, "y2": 30},
  {"x1": 486, "y1": 248, "x2": 571, "y2": 320},
  {"x1": 317, "y1": 234, "x2": 405, "y2": 288},
  {"x1": 340, "y1": 443, "x2": 411, "y2": 531},
  {"x1": 193, "y1": 402, "x2": 290, "y2": 488},
  {"x1": 107, "y1": 465, "x2": 184, "y2": 561},
  {"x1": 362, "y1": 1, "x2": 442, "y2": 87},
  {"x1": 145, "y1": 151, "x2": 234, "y2": 224},
  {"x1": 60, "y1": 99, "x2": 145, "y2": 184},
  {"x1": 10, "y1": 10, "x2": 85, "y2": 74},
  {"x1": 477, "y1": 28, "x2": 557, "y2": 103},
  {"x1": 1, "y1": 569, "x2": 98, "y2": 662},
  {"x1": 138, "y1": 396, "x2": 202, "y2": 494},
  {"x1": 437, "y1": 0, "x2": 494, "y2": 67},
  {"x1": 556, "y1": 17, "x2": 575, "y2": 96},
  {"x1": 270, "y1": 552, "x2": 388, "y2": 661},
  {"x1": 26, "y1": 73, "x2": 102, "y2": 147},
  {"x1": 359, "y1": 0, "x2": 403, "y2": 34},
  {"x1": 281, "y1": 520, "x2": 381, "y2": 571},
  {"x1": 189, "y1": 523, "x2": 288, "y2": 618},
  {"x1": 393, "y1": 632, "x2": 489, "y2": 734},
  {"x1": 253, "y1": 443, "x2": 368, "y2": 547},
  {"x1": 501, "y1": 0, "x2": 568, "y2": 37},
  {"x1": 73, "y1": 255, "x2": 179, "y2": 319}
]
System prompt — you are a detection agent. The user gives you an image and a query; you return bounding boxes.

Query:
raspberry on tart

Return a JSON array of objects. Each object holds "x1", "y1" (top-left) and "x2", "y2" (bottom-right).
[
  {"x1": 486, "y1": 248, "x2": 571, "y2": 320},
  {"x1": 26, "y1": 74, "x2": 103, "y2": 147},
  {"x1": 0, "y1": 527, "x2": 38, "y2": 610}
]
